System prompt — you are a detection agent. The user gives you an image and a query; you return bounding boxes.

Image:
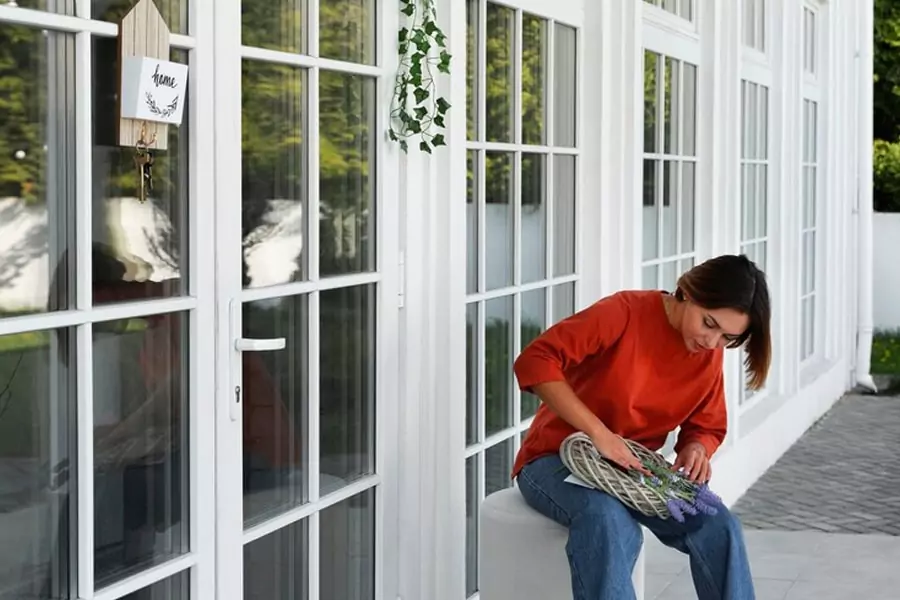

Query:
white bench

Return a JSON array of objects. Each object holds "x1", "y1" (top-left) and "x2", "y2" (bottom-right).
[{"x1": 479, "y1": 486, "x2": 645, "y2": 600}]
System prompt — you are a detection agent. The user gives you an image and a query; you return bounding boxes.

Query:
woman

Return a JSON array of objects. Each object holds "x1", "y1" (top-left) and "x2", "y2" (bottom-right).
[{"x1": 513, "y1": 254, "x2": 771, "y2": 600}]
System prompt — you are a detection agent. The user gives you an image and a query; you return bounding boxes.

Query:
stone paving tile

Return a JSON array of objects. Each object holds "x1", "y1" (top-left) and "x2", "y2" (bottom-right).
[
  {"x1": 645, "y1": 530, "x2": 900, "y2": 600},
  {"x1": 732, "y1": 394, "x2": 900, "y2": 536}
]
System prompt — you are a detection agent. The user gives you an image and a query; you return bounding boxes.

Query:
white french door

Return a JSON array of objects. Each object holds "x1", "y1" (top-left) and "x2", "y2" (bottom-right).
[{"x1": 212, "y1": 1, "x2": 399, "y2": 599}]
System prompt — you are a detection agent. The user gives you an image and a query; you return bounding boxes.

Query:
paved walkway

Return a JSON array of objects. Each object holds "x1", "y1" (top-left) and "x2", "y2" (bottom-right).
[
  {"x1": 646, "y1": 394, "x2": 900, "y2": 598},
  {"x1": 645, "y1": 529, "x2": 900, "y2": 599},
  {"x1": 732, "y1": 394, "x2": 900, "y2": 535}
]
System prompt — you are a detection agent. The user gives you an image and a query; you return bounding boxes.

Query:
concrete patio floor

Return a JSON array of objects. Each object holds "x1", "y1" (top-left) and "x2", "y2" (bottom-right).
[
  {"x1": 645, "y1": 529, "x2": 900, "y2": 599},
  {"x1": 646, "y1": 394, "x2": 900, "y2": 599}
]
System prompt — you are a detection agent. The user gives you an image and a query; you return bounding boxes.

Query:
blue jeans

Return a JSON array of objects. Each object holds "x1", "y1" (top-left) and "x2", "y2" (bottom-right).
[{"x1": 517, "y1": 455, "x2": 755, "y2": 600}]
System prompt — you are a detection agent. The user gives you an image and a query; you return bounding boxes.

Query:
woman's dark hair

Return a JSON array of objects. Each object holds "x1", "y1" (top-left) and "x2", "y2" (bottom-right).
[{"x1": 674, "y1": 254, "x2": 772, "y2": 390}]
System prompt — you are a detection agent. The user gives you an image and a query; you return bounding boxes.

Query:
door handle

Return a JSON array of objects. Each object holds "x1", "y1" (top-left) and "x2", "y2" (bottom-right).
[{"x1": 235, "y1": 337, "x2": 286, "y2": 352}]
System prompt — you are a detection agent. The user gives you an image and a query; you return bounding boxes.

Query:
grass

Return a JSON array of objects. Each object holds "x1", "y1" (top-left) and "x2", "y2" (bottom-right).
[{"x1": 872, "y1": 329, "x2": 900, "y2": 376}]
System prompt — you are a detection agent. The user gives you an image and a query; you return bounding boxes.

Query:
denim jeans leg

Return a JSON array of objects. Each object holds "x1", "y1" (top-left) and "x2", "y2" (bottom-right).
[
  {"x1": 634, "y1": 501, "x2": 756, "y2": 600},
  {"x1": 516, "y1": 455, "x2": 643, "y2": 600}
]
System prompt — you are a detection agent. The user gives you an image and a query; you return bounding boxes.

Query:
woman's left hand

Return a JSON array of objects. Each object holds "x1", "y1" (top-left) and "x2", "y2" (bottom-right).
[{"x1": 673, "y1": 442, "x2": 710, "y2": 483}]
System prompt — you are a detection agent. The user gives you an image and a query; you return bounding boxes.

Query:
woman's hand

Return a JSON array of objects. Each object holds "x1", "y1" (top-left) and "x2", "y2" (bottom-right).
[
  {"x1": 591, "y1": 429, "x2": 652, "y2": 476},
  {"x1": 673, "y1": 442, "x2": 710, "y2": 482}
]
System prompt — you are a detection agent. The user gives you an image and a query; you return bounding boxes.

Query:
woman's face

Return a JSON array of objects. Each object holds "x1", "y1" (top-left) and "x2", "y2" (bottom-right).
[{"x1": 679, "y1": 298, "x2": 749, "y2": 353}]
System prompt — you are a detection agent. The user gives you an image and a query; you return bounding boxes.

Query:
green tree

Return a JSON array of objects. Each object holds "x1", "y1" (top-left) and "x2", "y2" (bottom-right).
[{"x1": 874, "y1": 0, "x2": 900, "y2": 211}]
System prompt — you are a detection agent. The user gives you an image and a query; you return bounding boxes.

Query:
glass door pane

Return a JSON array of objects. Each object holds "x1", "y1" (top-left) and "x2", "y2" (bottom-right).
[{"x1": 222, "y1": 2, "x2": 385, "y2": 598}]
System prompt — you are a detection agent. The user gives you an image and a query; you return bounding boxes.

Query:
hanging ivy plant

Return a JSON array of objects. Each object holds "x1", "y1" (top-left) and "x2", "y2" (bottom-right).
[{"x1": 389, "y1": 0, "x2": 452, "y2": 154}]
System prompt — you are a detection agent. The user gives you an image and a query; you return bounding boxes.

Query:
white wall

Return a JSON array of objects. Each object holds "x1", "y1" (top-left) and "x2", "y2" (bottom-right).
[{"x1": 873, "y1": 212, "x2": 900, "y2": 330}]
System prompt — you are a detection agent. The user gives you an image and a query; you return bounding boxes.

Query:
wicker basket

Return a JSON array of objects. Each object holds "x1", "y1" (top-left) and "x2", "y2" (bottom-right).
[{"x1": 559, "y1": 431, "x2": 675, "y2": 519}]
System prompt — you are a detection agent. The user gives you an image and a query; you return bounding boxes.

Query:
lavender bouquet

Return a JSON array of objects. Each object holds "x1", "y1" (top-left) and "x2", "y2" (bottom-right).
[
  {"x1": 630, "y1": 460, "x2": 722, "y2": 523},
  {"x1": 560, "y1": 432, "x2": 724, "y2": 522}
]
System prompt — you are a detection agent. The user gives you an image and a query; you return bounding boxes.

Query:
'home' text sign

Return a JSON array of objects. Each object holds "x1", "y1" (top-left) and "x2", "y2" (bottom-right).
[{"x1": 120, "y1": 56, "x2": 189, "y2": 126}]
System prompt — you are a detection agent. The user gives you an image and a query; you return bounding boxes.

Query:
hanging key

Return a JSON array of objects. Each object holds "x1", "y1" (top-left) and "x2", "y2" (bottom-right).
[
  {"x1": 142, "y1": 150, "x2": 155, "y2": 199},
  {"x1": 134, "y1": 147, "x2": 149, "y2": 203}
]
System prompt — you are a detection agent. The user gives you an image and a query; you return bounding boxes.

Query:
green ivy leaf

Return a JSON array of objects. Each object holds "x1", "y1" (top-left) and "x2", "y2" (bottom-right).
[
  {"x1": 414, "y1": 87, "x2": 430, "y2": 104},
  {"x1": 401, "y1": 4, "x2": 415, "y2": 17},
  {"x1": 414, "y1": 106, "x2": 428, "y2": 119},
  {"x1": 436, "y1": 97, "x2": 451, "y2": 114},
  {"x1": 398, "y1": 28, "x2": 409, "y2": 44},
  {"x1": 420, "y1": 141, "x2": 432, "y2": 153},
  {"x1": 389, "y1": 129, "x2": 398, "y2": 141},
  {"x1": 424, "y1": 20, "x2": 439, "y2": 36},
  {"x1": 400, "y1": 139, "x2": 409, "y2": 153},
  {"x1": 432, "y1": 134, "x2": 446, "y2": 147},
  {"x1": 434, "y1": 115, "x2": 445, "y2": 128}
]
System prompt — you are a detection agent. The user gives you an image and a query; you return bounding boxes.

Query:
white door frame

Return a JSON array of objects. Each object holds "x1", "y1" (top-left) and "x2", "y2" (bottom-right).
[{"x1": 212, "y1": 1, "x2": 401, "y2": 598}]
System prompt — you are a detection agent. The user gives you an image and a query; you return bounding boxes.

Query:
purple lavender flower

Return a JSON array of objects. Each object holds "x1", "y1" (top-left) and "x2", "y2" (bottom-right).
[
  {"x1": 692, "y1": 497, "x2": 719, "y2": 516},
  {"x1": 666, "y1": 499, "x2": 685, "y2": 523},
  {"x1": 696, "y1": 484, "x2": 722, "y2": 508}
]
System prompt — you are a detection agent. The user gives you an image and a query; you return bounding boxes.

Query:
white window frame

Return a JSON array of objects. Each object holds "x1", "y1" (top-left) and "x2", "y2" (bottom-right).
[
  {"x1": 742, "y1": 0, "x2": 768, "y2": 53},
  {"x1": 800, "y1": 1, "x2": 824, "y2": 369},
  {"x1": 643, "y1": 0, "x2": 698, "y2": 27},
  {"x1": 640, "y1": 7, "x2": 701, "y2": 294},
  {"x1": 0, "y1": 2, "x2": 216, "y2": 599},
  {"x1": 737, "y1": 3, "x2": 775, "y2": 412},
  {"x1": 463, "y1": 1, "x2": 583, "y2": 598}
]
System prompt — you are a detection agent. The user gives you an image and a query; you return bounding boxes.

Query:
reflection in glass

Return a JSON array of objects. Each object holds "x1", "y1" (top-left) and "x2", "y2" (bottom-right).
[
  {"x1": 642, "y1": 266, "x2": 658, "y2": 291},
  {"x1": 522, "y1": 15, "x2": 547, "y2": 146},
  {"x1": 0, "y1": 329, "x2": 75, "y2": 599},
  {"x1": 242, "y1": 296, "x2": 308, "y2": 527},
  {"x1": 804, "y1": 166, "x2": 816, "y2": 229},
  {"x1": 93, "y1": 313, "x2": 189, "y2": 587},
  {"x1": 677, "y1": 257, "x2": 694, "y2": 281},
  {"x1": 683, "y1": 63, "x2": 697, "y2": 156},
  {"x1": 465, "y1": 457, "x2": 479, "y2": 598},
  {"x1": 320, "y1": 0, "x2": 376, "y2": 65},
  {"x1": 11, "y1": 0, "x2": 73, "y2": 13},
  {"x1": 466, "y1": 151, "x2": 479, "y2": 295},
  {"x1": 93, "y1": 0, "x2": 188, "y2": 34},
  {"x1": 664, "y1": 58, "x2": 680, "y2": 156},
  {"x1": 485, "y1": 152, "x2": 514, "y2": 290},
  {"x1": 242, "y1": 62, "x2": 308, "y2": 289},
  {"x1": 120, "y1": 571, "x2": 189, "y2": 600},
  {"x1": 485, "y1": 439, "x2": 513, "y2": 496},
  {"x1": 521, "y1": 154, "x2": 546, "y2": 284},
  {"x1": 681, "y1": 162, "x2": 696, "y2": 253},
  {"x1": 801, "y1": 296, "x2": 815, "y2": 360},
  {"x1": 484, "y1": 296, "x2": 513, "y2": 436},
  {"x1": 92, "y1": 41, "x2": 189, "y2": 304},
  {"x1": 319, "y1": 72, "x2": 376, "y2": 277},
  {"x1": 644, "y1": 52, "x2": 658, "y2": 153},
  {"x1": 466, "y1": 0, "x2": 479, "y2": 141},
  {"x1": 554, "y1": 24, "x2": 577, "y2": 147},
  {"x1": 0, "y1": 26, "x2": 75, "y2": 319},
  {"x1": 643, "y1": 159, "x2": 658, "y2": 261},
  {"x1": 242, "y1": 0, "x2": 305, "y2": 53},
  {"x1": 662, "y1": 261, "x2": 677, "y2": 293},
  {"x1": 245, "y1": 518, "x2": 308, "y2": 600},
  {"x1": 320, "y1": 285, "x2": 375, "y2": 495},
  {"x1": 466, "y1": 303, "x2": 479, "y2": 445},
  {"x1": 320, "y1": 490, "x2": 375, "y2": 600},
  {"x1": 803, "y1": 232, "x2": 816, "y2": 296},
  {"x1": 520, "y1": 289, "x2": 545, "y2": 420},
  {"x1": 662, "y1": 161, "x2": 677, "y2": 256},
  {"x1": 553, "y1": 155, "x2": 576, "y2": 276},
  {"x1": 486, "y1": 4, "x2": 515, "y2": 143},
  {"x1": 552, "y1": 283, "x2": 575, "y2": 324}
]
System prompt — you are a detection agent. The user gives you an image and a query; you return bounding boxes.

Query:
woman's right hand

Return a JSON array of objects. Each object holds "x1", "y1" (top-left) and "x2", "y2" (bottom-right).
[{"x1": 590, "y1": 429, "x2": 651, "y2": 476}]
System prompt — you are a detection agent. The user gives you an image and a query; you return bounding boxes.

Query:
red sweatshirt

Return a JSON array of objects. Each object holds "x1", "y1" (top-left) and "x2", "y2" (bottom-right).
[{"x1": 511, "y1": 289, "x2": 727, "y2": 477}]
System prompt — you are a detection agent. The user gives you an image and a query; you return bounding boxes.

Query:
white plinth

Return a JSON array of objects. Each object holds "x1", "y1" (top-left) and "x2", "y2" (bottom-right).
[{"x1": 479, "y1": 486, "x2": 645, "y2": 600}]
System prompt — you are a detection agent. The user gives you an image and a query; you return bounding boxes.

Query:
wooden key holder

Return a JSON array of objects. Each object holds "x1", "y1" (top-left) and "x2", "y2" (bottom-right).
[{"x1": 116, "y1": 0, "x2": 188, "y2": 152}]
